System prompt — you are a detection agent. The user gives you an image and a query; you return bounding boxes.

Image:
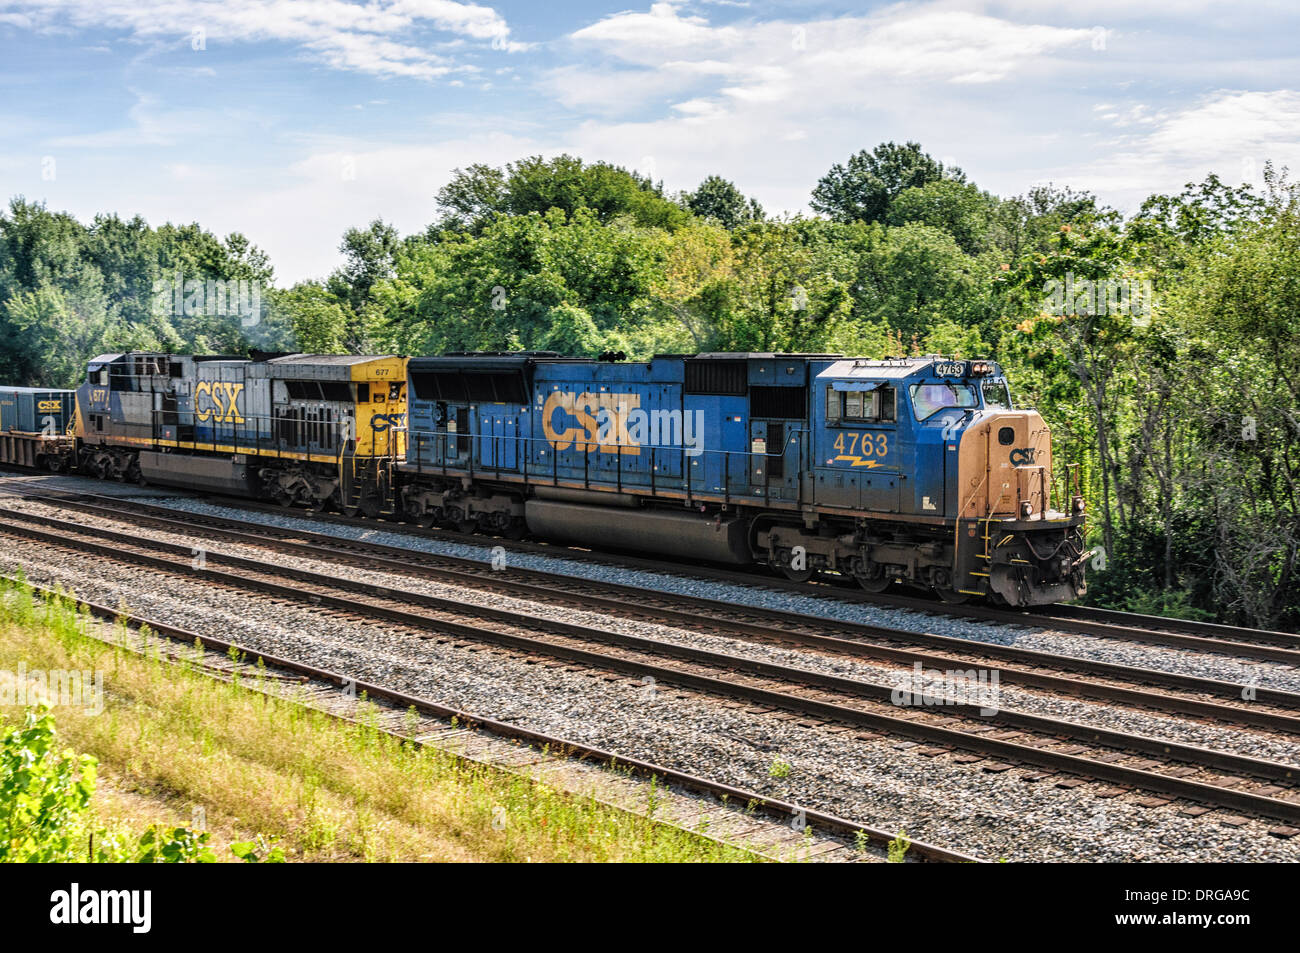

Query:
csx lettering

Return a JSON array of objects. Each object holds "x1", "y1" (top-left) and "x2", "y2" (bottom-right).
[
  {"x1": 1009, "y1": 447, "x2": 1037, "y2": 466},
  {"x1": 37, "y1": 400, "x2": 62, "y2": 412},
  {"x1": 370, "y1": 413, "x2": 406, "y2": 433},
  {"x1": 542, "y1": 391, "x2": 642, "y2": 455},
  {"x1": 194, "y1": 381, "x2": 245, "y2": 424}
]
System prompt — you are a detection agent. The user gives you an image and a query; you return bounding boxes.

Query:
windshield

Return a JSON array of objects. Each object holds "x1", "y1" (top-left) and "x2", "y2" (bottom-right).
[{"x1": 911, "y1": 382, "x2": 978, "y2": 420}]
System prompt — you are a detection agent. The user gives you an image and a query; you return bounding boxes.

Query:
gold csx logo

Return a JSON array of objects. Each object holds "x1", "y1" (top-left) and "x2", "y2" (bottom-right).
[
  {"x1": 541, "y1": 390, "x2": 641, "y2": 455},
  {"x1": 37, "y1": 400, "x2": 62, "y2": 412},
  {"x1": 194, "y1": 381, "x2": 246, "y2": 424}
]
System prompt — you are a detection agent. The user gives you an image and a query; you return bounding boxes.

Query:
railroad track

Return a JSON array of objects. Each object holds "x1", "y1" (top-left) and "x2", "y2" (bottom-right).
[
  {"x1": 3, "y1": 502, "x2": 1299, "y2": 830},
  {"x1": 0, "y1": 577, "x2": 962, "y2": 864},
  {"x1": 8, "y1": 488, "x2": 1300, "y2": 739},
  {"x1": 4, "y1": 474, "x2": 1294, "y2": 657},
  {"x1": 176, "y1": 490, "x2": 1300, "y2": 658}
]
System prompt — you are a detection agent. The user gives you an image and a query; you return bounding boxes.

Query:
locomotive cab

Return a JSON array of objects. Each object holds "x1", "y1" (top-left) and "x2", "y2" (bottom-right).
[{"x1": 810, "y1": 357, "x2": 1086, "y2": 605}]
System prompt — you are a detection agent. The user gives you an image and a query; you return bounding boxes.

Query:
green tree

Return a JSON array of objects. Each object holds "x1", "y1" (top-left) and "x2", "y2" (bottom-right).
[
  {"x1": 1160, "y1": 171, "x2": 1300, "y2": 626},
  {"x1": 375, "y1": 207, "x2": 666, "y2": 358},
  {"x1": 887, "y1": 179, "x2": 997, "y2": 255},
  {"x1": 684, "y1": 175, "x2": 764, "y2": 228},
  {"x1": 326, "y1": 219, "x2": 400, "y2": 320},
  {"x1": 811, "y1": 141, "x2": 963, "y2": 224},
  {"x1": 434, "y1": 155, "x2": 689, "y2": 232},
  {"x1": 267, "y1": 282, "x2": 350, "y2": 353}
]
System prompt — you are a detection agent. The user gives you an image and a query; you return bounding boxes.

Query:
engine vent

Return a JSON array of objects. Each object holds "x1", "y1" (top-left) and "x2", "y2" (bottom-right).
[
  {"x1": 685, "y1": 360, "x2": 747, "y2": 396},
  {"x1": 750, "y1": 385, "x2": 806, "y2": 419}
]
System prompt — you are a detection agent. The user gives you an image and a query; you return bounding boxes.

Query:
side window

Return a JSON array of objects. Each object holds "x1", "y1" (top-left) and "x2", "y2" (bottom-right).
[
  {"x1": 878, "y1": 387, "x2": 896, "y2": 422},
  {"x1": 825, "y1": 386, "x2": 840, "y2": 421},
  {"x1": 841, "y1": 385, "x2": 895, "y2": 423}
]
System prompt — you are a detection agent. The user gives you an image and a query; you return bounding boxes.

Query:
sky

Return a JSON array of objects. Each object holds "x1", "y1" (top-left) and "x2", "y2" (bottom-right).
[{"x1": 2, "y1": 0, "x2": 1298, "y2": 284}]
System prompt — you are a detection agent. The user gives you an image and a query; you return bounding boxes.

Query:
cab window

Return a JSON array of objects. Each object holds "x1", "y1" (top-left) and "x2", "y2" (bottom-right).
[
  {"x1": 828, "y1": 385, "x2": 895, "y2": 422},
  {"x1": 982, "y1": 380, "x2": 1012, "y2": 409},
  {"x1": 910, "y1": 382, "x2": 978, "y2": 420}
]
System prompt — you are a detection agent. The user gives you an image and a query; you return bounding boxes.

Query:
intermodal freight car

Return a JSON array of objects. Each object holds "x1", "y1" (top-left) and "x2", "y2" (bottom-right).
[
  {"x1": 398, "y1": 352, "x2": 1087, "y2": 606},
  {"x1": 0, "y1": 385, "x2": 76, "y2": 469}
]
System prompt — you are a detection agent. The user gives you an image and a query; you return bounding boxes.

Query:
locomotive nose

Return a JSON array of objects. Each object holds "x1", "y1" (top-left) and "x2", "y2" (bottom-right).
[{"x1": 956, "y1": 410, "x2": 1054, "y2": 521}]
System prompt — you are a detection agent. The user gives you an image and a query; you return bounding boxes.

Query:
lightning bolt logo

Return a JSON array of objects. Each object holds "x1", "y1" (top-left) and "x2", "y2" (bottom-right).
[{"x1": 833, "y1": 455, "x2": 883, "y2": 468}]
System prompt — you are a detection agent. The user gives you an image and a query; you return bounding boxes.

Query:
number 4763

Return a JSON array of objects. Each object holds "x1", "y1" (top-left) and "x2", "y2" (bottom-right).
[{"x1": 834, "y1": 432, "x2": 887, "y2": 456}]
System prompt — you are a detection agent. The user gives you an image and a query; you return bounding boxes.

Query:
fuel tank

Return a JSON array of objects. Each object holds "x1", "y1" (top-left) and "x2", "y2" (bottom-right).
[{"x1": 524, "y1": 499, "x2": 752, "y2": 564}]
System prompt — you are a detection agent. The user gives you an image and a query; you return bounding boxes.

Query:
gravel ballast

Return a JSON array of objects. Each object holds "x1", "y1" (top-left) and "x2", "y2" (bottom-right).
[{"x1": 3, "y1": 521, "x2": 1299, "y2": 863}]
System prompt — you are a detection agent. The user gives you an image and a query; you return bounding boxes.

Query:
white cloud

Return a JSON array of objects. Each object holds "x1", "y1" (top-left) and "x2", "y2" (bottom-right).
[
  {"x1": 531, "y1": 2, "x2": 1107, "y2": 219},
  {"x1": 1059, "y1": 89, "x2": 1300, "y2": 200},
  {"x1": 560, "y1": 2, "x2": 1097, "y2": 113},
  {"x1": 0, "y1": 0, "x2": 527, "y2": 79}
]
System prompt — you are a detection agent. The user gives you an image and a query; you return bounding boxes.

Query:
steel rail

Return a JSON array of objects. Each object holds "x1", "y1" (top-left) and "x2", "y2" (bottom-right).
[{"x1": 14, "y1": 491, "x2": 1300, "y2": 734}]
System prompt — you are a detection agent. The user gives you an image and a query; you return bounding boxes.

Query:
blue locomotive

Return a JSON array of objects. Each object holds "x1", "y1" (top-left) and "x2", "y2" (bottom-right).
[
  {"x1": 399, "y1": 352, "x2": 1087, "y2": 606},
  {"x1": 2, "y1": 349, "x2": 1087, "y2": 606}
]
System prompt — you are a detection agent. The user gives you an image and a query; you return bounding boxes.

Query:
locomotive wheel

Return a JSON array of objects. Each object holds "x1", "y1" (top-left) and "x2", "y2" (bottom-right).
[
  {"x1": 856, "y1": 573, "x2": 892, "y2": 593},
  {"x1": 778, "y1": 563, "x2": 814, "y2": 583},
  {"x1": 935, "y1": 588, "x2": 969, "y2": 604}
]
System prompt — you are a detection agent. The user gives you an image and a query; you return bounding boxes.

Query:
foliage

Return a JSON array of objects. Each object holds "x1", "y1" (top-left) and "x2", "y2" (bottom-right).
[
  {"x1": 684, "y1": 175, "x2": 764, "y2": 228},
  {"x1": 887, "y1": 830, "x2": 910, "y2": 863},
  {"x1": 0, "y1": 198, "x2": 275, "y2": 386},
  {"x1": 230, "y1": 834, "x2": 286, "y2": 863},
  {"x1": 0, "y1": 708, "x2": 96, "y2": 862},
  {"x1": 811, "y1": 141, "x2": 963, "y2": 224},
  {"x1": 0, "y1": 705, "x2": 267, "y2": 862},
  {"x1": 2, "y1": 142, "x2": 1297, "y2": 626},
  {"x1": 434, "y1": 154, "x2": 689, "y2": 233}
]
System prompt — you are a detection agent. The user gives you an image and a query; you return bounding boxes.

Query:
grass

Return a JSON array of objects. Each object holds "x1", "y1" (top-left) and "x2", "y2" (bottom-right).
[{"x1": 0, "y1": 573, "x2": 763, "y2": 863}]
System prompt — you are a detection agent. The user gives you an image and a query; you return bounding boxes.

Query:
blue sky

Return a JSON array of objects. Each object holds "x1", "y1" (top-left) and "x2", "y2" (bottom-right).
[{"x1": 2, "y1": 0, "x2": 1298, "y2": 283}]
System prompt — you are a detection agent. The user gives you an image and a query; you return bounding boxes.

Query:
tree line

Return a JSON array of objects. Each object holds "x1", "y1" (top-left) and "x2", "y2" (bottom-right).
[{"x1": 1, "y1": 143, "x2": 1296, "y2": 628}]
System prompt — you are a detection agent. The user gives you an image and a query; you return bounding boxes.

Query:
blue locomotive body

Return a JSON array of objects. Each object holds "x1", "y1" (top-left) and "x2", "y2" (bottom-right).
[
  {"x1": 399, "y1": 352, "x2": 1087, "y2": 606},
  {"x1": 405, "y1": 353, "x2": 815, "y2": 505}
]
